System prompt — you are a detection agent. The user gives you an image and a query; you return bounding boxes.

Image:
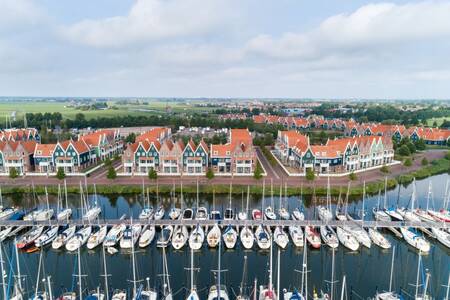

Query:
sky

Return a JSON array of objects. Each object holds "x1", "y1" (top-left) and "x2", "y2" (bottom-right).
[{"x1": 1, "y1": 0, "x2": 450, "y2": 99}]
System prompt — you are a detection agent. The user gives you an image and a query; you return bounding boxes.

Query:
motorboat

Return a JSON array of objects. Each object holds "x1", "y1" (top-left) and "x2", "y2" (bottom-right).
[
  {"x1": 336, "y1": 227, "x2": 359, "y2": 251},
  {"x1": 368, "y1": 228, "x2": 391, "y2": 249},
  {"x1": 35, "y1": 226, "x2": 59, "y2": 248},
  {"x1": 207, "y1": 224, "x2": 221, "y2": 248},
  {"x1": 87, "y1": 226, "x2": 108, "y2": 250},
  {"x1": 120, "y1": 224, "x2": 142, "y2": 249},
  {"x1": 52, "y1": 225, "x2": 76, "y2": 249},
  {"x1": 195, "y1": 207, "x2": 208, "y2": 221},
  {"x1": 17, "y1": 226, "x2": 44, "y2": 249},
  {"x1": 304, "y1": 226, "x2": 321, "y2": 249},
  {"x1": 66, "y1": 226, "x2": 92, "y2": 251},
  {"x1": 139, "y1": 225, "x2": 156, "y2": 248},
  {"x1": 172, "y1": 226, "x2": 189, "y2": 250},
  {"x1": 255, "y1": 225, "x2": 271, "y2": 250},
  {"x1": 188, "y1": 225, "x2": 205, "y2": 250},
  {"x1": 273, "y1": 226, "x2": 289, "y2": 249},
  {"x1": 288, "y1": 226, "x2": 304, "y2": 247},
  {"x1": 222, "y1": 225, "x2": 238, "y2": 249},
  {"x1": 157, "y1": 225, "x2": 174, "y2": 248},
  {"x1": 240, "y1": 226, "x2": 254, "y2": 249},
  {"x1": 319, "y1": 226, "x2": 339, "y2": 248}
]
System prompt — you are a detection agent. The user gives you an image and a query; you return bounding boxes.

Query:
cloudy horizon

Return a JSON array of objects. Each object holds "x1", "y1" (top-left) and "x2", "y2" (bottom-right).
[{"x1": 1, "y1": 0, "x2": 450, "y2": 99}]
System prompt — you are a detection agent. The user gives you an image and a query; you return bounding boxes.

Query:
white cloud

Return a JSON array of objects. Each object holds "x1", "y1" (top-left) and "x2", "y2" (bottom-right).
[
  {"x1": 0, "y1": 0, "x2": 44, "y2": 31},
  {"x1": 61, "y1": 0, "x2": 233, "y2": 48}
]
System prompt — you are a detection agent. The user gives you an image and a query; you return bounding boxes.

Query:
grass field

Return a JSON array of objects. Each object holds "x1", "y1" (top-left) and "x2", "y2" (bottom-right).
[
  {"x1": 0, "y1": 100, "x2": 215, "y2": 120},
  {"x1": 427, "y1": 117, "x2": 450, "y2": 126}
]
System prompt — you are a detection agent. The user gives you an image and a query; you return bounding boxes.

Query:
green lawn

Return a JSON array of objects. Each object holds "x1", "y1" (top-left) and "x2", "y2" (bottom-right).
[
  {"x1": 0, "y1": 100, "x2": 215, "y2": 120},
  {"x1": 427, "y1": 117, "x2": 450, "y2": 127}
]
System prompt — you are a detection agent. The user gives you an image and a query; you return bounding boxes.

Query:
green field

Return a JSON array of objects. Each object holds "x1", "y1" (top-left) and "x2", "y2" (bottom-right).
[
  {"x1": 427, "y1": 117, "x2": 450, "y2": 127},
  {"x1": 0, "y1": 100, "x2": 215, "y2": 120}
]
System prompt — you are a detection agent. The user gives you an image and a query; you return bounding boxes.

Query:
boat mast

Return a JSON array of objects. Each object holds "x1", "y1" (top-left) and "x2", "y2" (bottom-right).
[
  {"x1": 415, "y1": 252, "x2": 422, "y2": 298},
  {"x1": 196, "y1": 179, "x2": 199, "y2": 210},
  {"x1": 270, "y1": 179, "x2": 274, "y2": 208},
  {"x1": 340, "y1": 276, "x2": 346, "y2": 300},
  {"x1": 426, "y1": 181, "x2": 432, "y2": 211},
  {"x1": 102, "y1": 245, "x2": 110, "y2": 300},
  {"x1": 269, "y1": 236, "x2": 273, "y2": 293},
  {"x1": 47, "y1": 276, "x2": 53, "y2": 300},
  {"x1": 276, "y1": 248, "x2": 280, "y2": 300},
  {"x1": 361, "y1": 181, "x2": 365, "y2": 221},
  {"x1": 64, "y1": 179, "x2": 68, "y2": 210},
  {"x1": 384, "y1": 177, "x2": 388, "y2": 209},
  {"x1": 246, "y1": 186, "x2": 250, "y2": 215},
  {"x1": 262, "y1": 179, "x2": 265, "y2": 213},
  {"x1": 14, "y1": 238, "x2": 23, "y2": 293},
  {"x1": 411, "y1": 179, "x2": 416, "y2": 211},
  {"x1": 389, "y1": 246, "x2": 395, "y2": 292},
  {"x1": 45, "y1": 186, "x2": 50, "y2": 212},
  {"x1": 35, "y1": 249, "x2": 43, "y2": 298},
  {"x1": 279, "y1": 184, "x2": 282, "y2": 211},
  {"x1": 0, "y1": 244, "x2": 6, "y2": 300},
  {"x1": 78, "y1": 246, "x2": 82, "y2": 300},
  {"x1": 217, "y1": 238, "x2": 222, "y2": 300},
  {"x1": 331, "y1": 248, "x2": 335, "y2": 300},
  {"x1": 190, "y1": 247, "x2": 195, "y2": 292},
  {"x1": 229, "y1": 182, "x2": 232, "y2": 210},
  {"x1": 131, "y1": 218, "x2": 137, "y2": 297},
  {"x1": 239, "y1": 255, "x2": 248, "y2": 297},
  {"x1": 162, "y1": 246, "x2": 171, "y2": 297}
]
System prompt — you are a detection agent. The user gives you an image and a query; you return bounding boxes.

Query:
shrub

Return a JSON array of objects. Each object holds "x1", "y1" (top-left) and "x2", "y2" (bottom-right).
[
  {"x1": 206, "y1": 168, "x2": 215, "y2": 180},
  {"x1": 397, "y1": 145, "x2": 411, "y2": 156},
  {"x1": 104, "y1": 158, "x2": 112, "y2": 166},
  {"x1": 404, "y1": 158, "x2": 412, "y2": 167},
  {"x1": 414, "y1": 139, "x2": 426, "y2": 151},
  {"x1": 56, "y1": 167, "x2": 65, "y2": 180},
  {"x1": 380, "y1": 165, "x2": 389, "y2": 173},
  {"x1": 349, "y1": 172, "x2": 357, "y2": 181},
  {"x1": 445, "y1": 151, "x2": 450, "y2": 160},
  {"x1": 9, "y1": 168, "x2": 18, "y2": 179},
  {"x1": 107, "y1": 166, "x2": 117, "y2": 180},
  {"x1": 254, "y1": 162, "x2": 263, "y2": 180},
  {"x1": 148, "y1": 168, "x2": 157, "y2": 180},
  {"x1": 421, "y1": 157, "x2": 428, "y2": 166},
  {"x1": 406, "y1": 142, "x2": 416, "y2": 154},
  {"x1": 305, "y1": 169, "x2": 315, "y2": 181}
]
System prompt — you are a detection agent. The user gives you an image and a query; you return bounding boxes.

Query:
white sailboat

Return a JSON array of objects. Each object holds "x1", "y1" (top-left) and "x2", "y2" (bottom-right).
[
  {"x1": 139, "y1": 225, "x2": 156, "y2": 248},
  {"x1": 397, "y1": 180, "x2": 422, "y2": 224},
  {"x1": 292, "y1": 207, "x2": 305, "y2": 221},
  {"x1": 283, "y1": 233, "x2": 308, "y2": 300},
  {"x1": 278, "y1": 184, "x2": 290, "y2": 220},
  {"x1": 255, "y1": 225, "x2": 271, "y2": 250},
  {"x1": 0, "y1": 207, "x2": 18, "y2": 220},
  {"x1": 222, "y1": 225, "x2": 238, "y2": 249},
  {"x1": 265, "y1": 180, "x2": 276, "y2": 220},
  {"x1": 52, "y1": 225, "x2": 76, "y2": 250},
  {"x1": 236, "y1": 256, "x2": 250, "y2": 300},
  {"x1": 82, "y1": 183, "x2": 102, "y2": 222},
  {"x1": 56, "y1": 180, "x2": 72, "y2": 221},
  {"x1": 157, "y1": 225, "x2": 174, "y2": 248},
  {"x1": 336, "y1": 227, "x2": 359, "y2": 251},
  {"x1": 305, "y1": 226, "x2": 321, "y2": 249},
  {"x1": 431, "y1": 227, "x2": 450, "y2": 249},
  {"x1": 368, "y1": 228, "x2": 391, "y2": 249},
  {"x1": 273, "y1": 226, "x2": 289, "y2": 249},
  {"x1": 185, "y1": 248, "x2": 200, "y2": 300},
  {"x1": 320, "y1": 226, "x2": 339, "y2": 249},
  {"x1": 289, "y1": 226, "x2": 304, "y2": 247},
  {"x1": 161, "y1": 246, "x2": 173, "y2": 300},
  {"x1": 375, "y1": 246, "x2": 402, "y2": 300},
  {"x1": 258, "y1": 240, "x2": 277, "y2": 300},
  {"x1": 131, "y1": 229, "x2": 157, "y2": 300},
  {"x1": 66, "y1": 226, "x2": 92, "y2": 251},
  {"x1": 120, "y1": 222, "x2": 142, "y2": 249},
  {"x1": 207, "y1": 239, "x2": 230, "y2": 300},
  {"x1": 172, "y1": 225, "x2": 189, "y2": 250},
  {"x1": 189, "y1": 224, "x2": 205, "y2": 250},
  {"x1": 400, "y1": 227, "x2": 430, "y2": 253},
  {"x1": 35, "y1": 225, "x2": 59, "y2": 248},
  {"x1": 318, "y1": 176, "x2": 333, "y2": 222},
  {"x1": 238, "y1": 187, "x2": 250, "y2": 220},
  {"x1": 207, "y1": 224, "x2": 221, "y2": 248},
  {"x1": 154, "y1": 205, "x2": 165, "y2": 220},
  {"x1": 224, "y1": 184, "x2": 235, "y2": 222},
  {"x1": 240, "y1": 226, "x2": 254, "y2": 249},
  {"x1": 104, "y1": 216, "x2": 127, "y2": 247},
  {"x1": 139, "y1": 184, "x2": 154, "y2": 220},
  {"x1": 87, "y1": 225, "x2": 108, "y2": 250},
  {"x1": 16, "y1": 226, "x2": 44, "y2": 249}
]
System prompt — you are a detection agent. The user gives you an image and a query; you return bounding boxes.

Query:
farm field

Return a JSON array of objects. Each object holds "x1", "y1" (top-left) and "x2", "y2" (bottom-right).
[
  {"x1": 0, "y1": 100, "x2": 215, "y2": 120},
  {"x1": 427, "y1": 116, "x2": 450, "y2": 126}
]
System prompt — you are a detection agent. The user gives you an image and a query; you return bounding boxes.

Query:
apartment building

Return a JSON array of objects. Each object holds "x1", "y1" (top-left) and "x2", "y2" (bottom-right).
[{"x1": 0, "y1": 141, "x2": 37, "y2": 175}]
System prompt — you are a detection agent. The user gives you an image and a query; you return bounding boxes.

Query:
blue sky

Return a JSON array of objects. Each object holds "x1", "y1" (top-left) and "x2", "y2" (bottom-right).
[{"x1": 1, "y1": 0, "x2": 450, "y2": 99}]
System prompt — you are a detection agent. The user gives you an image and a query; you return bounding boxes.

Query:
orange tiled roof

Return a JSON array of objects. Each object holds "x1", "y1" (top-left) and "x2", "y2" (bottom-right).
[{"x1": 35, "y1": 144, "x2": 56, "y2": 156}]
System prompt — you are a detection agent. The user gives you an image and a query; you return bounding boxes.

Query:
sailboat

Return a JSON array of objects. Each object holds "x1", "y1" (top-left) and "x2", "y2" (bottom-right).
[
  {"x1": 24, "y1": 187, "x2": 54, "y2": 221},
  {"x1": 238, "y1": 187, "x2": 250, "y2": 220},
  {"x1": 236, "y1": 256, "x2": 250, "y2": 300},
  {"x1": 265, "y1": 181, "x2": 277, "y2": 220},
  {"x1": 195, "y1": 180, "x2": 209, "y2": 224},
  {"x1": 157, "y1": 225, "x2": 174, "y2": 248},
  {"x1": 82, "y1": 183, "x2": 102, "y2": 222},
  {"x1": 172, "y1": 225, "x2": 189, "y2": 250},
  {"x1": 104, "y1": 215, "x2": 127, "y2": 247},
  {"x1": 368, "y1": 228, "x2": 391, "y2": 249},
  {"x1": 0, "y1": 206, "x2": 18, "y2": 220},
  {"x1": 305, "y1": 226, "x2": 321, "y2": 249},
  {"x1": 258, "y1": 239, "x2": 277, "y2": 300},
  {"x1": 139, "y1": 225, "x2": 156, "y2": 248},
  {"x1": 240, "y1": 226, "x2": 254, "y2": 249},
  {"x1": 373, "y1": 188, "x2": 391, "y2": 222},
  {"x1": 56, "y1": 180, "x2": 72, "y2": 221},
  {"x1": 431, "y1": 226, "x2": 450, "y2": 248},
  {"x1": 210, "y1": 189, "x2": 222, "y2": 221},
  {"x1": 289, "y1": 226, "x2": 304, "y2": 247},
  {"x1": 375, "y1": 246, "x2": 402, "y2": 300},
  {"x1": 400, "y1": 227, "x2": 430, "y2": 253},
  {"x1": 291, "y1": 208, "x2": 304, "y2": 221},
  {"x1": 35, "y1": 225, "x2": 59, "y2": 248},
  {"x1": 345, "y1": 184, "x2": 372, "y2": 248},
  {"x1": 30, "y1": 249, "x2": 50, "y2": 300},
  {"x1": 207, "y1": 239, "x2": 230, "y2": 300},
  {"x1": 154, "y1": 205, "x2": 165, "y2": 220},
  {"x1": 397, "y1": 180, "x2": 422, "y2": 224},
  {"x1": 336, "y1": 227, "x2": 359, "y2": 251},
  {"x1": 189, "y1": 224, "x2": 205, "y2": 250},
  {"x1": 255, "y1": 225, "x2": 271, "y2": 250},
  {"x1": 185, "y1": 248, "x2": 200, "y2": 300},
  {"x1": 87, "y1": 225, "x2": 108, "y2": 249},
  {"x1": 222, "y1": 225, "x2": 238, "y2": 249},
  {"x1": 224, "y1": 183, "x2": 235, "y2": 222},
  {"x1": 278, "y1": 184, "x2": 290, "y2": 220},
  {"x1": 66, "y1": 226, "x2": 92, "y2": 251},
  {"x1": 273, "y1": 226, "x2": 289, "y2": 249},
  {"x1": 10, "y1": 239, "x2": 25, "y2": 300},
  {"x1": 415, "y1": 181, "x2": 438, "y2": 223},
  {"x1": 283, "y1": 234, "x2": 308, "y2": 300},
  {"x1": 131, "y1": 230, "x2": 157, "y2": 300},
  {"x1": 16, "y1": 226, "x2": 44, "y2": 249},
  {"x1": 161, "y1": 246, "x2": 173, "y2": 300},
  {"x1": 320, "y1": 226, "x2": 339, "y2": 249},
  {"x1": 52, "y1": 225, "x2": 77, "y2": 249},
  {"x1": 253, "y1": 181, "x2": 264, "y2": 221},
  {"x1": 120, "y1": 221, "x2": 142, "y2": 249},
  {"x1": 317, "y1": 177, "x2": 333, "y2": 222},
  {"x1": 207, "y1": 223, "x2": 221, "y2": 248}
]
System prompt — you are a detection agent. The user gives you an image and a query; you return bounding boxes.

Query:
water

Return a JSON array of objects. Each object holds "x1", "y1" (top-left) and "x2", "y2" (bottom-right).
[{"x1": 1, "y1": 174, "x2": 449, "y2": 299}]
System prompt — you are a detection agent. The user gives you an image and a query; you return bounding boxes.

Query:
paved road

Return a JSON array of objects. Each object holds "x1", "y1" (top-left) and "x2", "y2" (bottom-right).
[{"x1": 0, "y1": 150, "x2": 446, "y2": 188}]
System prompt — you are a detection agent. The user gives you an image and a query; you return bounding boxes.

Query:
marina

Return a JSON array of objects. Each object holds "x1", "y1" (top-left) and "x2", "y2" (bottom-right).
[{"x1": 0, "y1": 174, "x2": 449, "y2": 299}]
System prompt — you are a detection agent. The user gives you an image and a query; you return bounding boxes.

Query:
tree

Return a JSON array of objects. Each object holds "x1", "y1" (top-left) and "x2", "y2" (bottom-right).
[
  {"x1": 349, "y1": 172, "x2": 357, "y2": 181},
  {"x1": 406, "y1": 142, "x2": 416, "y2": 154},
  {"x1": 380, "y1": 165, "x2": 389, "y2": 173},
  {"x1": 56, "y1": 167, "x2": 65, "y2": 180},
  {"x1": 206, "y1": 168, "x2": 215, "y2": 180},
  {"x1": 125, "y1": 133, "x2": 136, "y2": 143},
  {"x1": 397, "y1": 145, "x2": 411, "y2": 156},
  {"x1": 104, "y1": 158, "x2": 112, "y2": 166},
  {"x1": 9, "y1": 168, "x2": 18, "y2": 179},
  {"x1": 446, "y1": 151, "x2": 450, "y2": 160},
  {"x1": 305, "y1": 169, "x2": 315, "y2": 181},
  {"x1": 107, "y1": 165, "x2": 117, "y2": 179},
  {"x1": 253, "y1": 162, "x2": 263, "y2": 180},
  {"x1": 148, "y1": 168, "x2": 158, "y2": 180},
  {"x1": 421, "y1": 157, "x2": 428, "y2": 166},
  {"x1": 404, "y1": 158, "x2": 412, "y2": 167},
  {"x1": 414, "y1": 139, "x2": 426, "y2": 151}
]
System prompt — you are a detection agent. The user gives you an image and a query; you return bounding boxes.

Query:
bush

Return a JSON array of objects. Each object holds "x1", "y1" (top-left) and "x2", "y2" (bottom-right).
[
  {"x1": 206, "y1": 168, "x2": 214, "y2": 180},
  {"x1": 380, "y1": 165, "x2": 389, "y2": 173},
  {"x1": 107, "y1": 166, "x2": 117, "y2": 180},
  {"x1": 305, "y1": 169, "x2": 315, "y2": 181},
  {"x1": 407, "y1": 142, "x2": 416, "y2": 154},
  {"x1": 445, "y1": 151, "x2": 450, "y2": 160},
  {"x1": 254, "y1": 162, "x2": 263, "y2": 180},
  {"x1": 349, "y1": 172, "x2": 357, "y2": 181},
  {"x1": 397, "y1": 145, "x2": 411, "y2": 156},
  {"x1": 9, "y1": 168, "x2": 18, "y2": 179},
  {"x1": 404, "y1": 158, "x2": 412, "y2": 167},
  {"x1": 104, "y1": 158, "x2": 112, "y2": 166},
  {"x1": 414, "y1": 139, "x2": 426, "y2": 151},
  {"x1": 421, "y1": 157, "x2": 429, "y2": 166},
  {"x1": 56, "y1": 167, "x2": 65, "y2": 180},
  {"x1": 148, "y1": 168, "x2": 157, "y2": 180}
]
